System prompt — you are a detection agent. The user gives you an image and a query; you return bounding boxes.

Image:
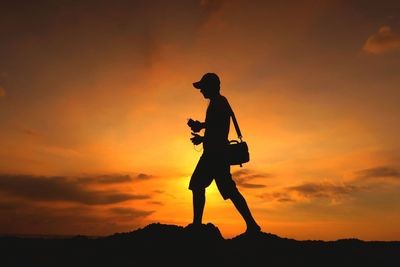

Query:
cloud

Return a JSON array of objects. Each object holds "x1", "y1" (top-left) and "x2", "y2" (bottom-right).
[
  {"x1": 109, "y1": 207, "x2": 154, "y2": 218},
  {"x1": 147, "y1": 201, "x2": 163, "y2": 205},
  {"x1": 259, "y1": 181, "x2": 360, "y2": 203},
  {"x1": 258, "y1": 191, "x2": 294, "y2": 202},
  {"x1": 363, "y1": 26, "x2": 400, "y2": 54},
  {"x1": 0, "y1": 174, "x2": 149, "y2": 205},
  {"x1": 0, "y1": 200, "x2": 21, "y2": 210},
  {"x1": 354, "y1": 166, "x2": 400, "y2": 180},
  {"x1": 0, "y1": 203, "x2": 98, "y2": 235},
  {"x1": 76, "y1": 174, "x2": 132, "y2": 184},
  {"x1": 136, "y1": 173, "x2": 154, "y2": 179},
  {"x1": 0, "y1": 86, "x2": 5, "y2": 97},
  {"x1": 233, "y1": 169, "x2": 272, "y2": 179},
  {"x1": 232, "y1": 169, "x2": 270, "y2": 189},
  {"x1": 287, "y1": 181, "x2": 359, "y2": 200},
  {"x1": 238, "y1": 183, "x2": 266, "y2": 189},
  {"x1": 0, "y1": 200, "x2": 153, "y2": 235}
]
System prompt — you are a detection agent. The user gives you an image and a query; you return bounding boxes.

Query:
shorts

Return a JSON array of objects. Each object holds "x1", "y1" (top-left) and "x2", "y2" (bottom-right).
[{"x1": 189, "y1": 152, "x2": 239, "y2": 200}]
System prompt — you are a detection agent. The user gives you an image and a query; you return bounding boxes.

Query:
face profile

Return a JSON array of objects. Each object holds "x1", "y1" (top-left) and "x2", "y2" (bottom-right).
[
  {"x1": 193, "y1": 72, "x2": 221, "y2": 100},
  {"x1": 200, "y1": 86, "x2": 211, "y2": 99}
]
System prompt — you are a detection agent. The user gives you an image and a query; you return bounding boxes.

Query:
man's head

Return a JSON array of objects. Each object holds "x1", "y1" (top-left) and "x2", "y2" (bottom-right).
[{"x1": 193, "y1": 73, "x2": 220, "y2": 99}]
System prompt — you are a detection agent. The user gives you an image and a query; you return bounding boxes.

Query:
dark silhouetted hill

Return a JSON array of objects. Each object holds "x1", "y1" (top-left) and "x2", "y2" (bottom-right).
[{"x1": 1, "y1": 223, "x2": 399, "y2": 266}]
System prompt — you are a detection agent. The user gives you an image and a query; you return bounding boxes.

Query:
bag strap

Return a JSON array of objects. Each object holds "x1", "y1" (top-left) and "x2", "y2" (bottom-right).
[{"x1": 228, "y1": 101, "x2": 243, "y2": 141}]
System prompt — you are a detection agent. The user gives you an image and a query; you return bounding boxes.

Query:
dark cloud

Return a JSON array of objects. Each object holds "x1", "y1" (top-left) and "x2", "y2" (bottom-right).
[
  {"x1": 287, "y1": 181, "x2": 359, "y2": 199},
  {"x1": 76, "y1": 174, "x2": 132, "y2": 184},
  {"x1": 354, "y1": 166, "x2": 400, "y2": 180},
  {"x1": 258, "y1": 192, "x2": 294, "y2": 202},
  {"x1": 232, "y1": 169, "x2": 270, "y2": 189},
  {"x1": 0, "y1": 200, "x2": 149, "y2": 235},
  {"x1": 148, "y1": 201, "x2": 163, "y2": 206},
  {"x1": 109, "y1": 207, "x2": 154, "y2": 218},
  {"x1": 259, "y1": 181, "x2": 360, "y2": 203},
  {"x1": 151, "y1": 189, "x2": 176, "y2": 199},
  {"x1": 0, "y1": 174, "x2": 149, "y2": 205},
  {"x1": 276, "y1": 197, "x2": 294, "y2": 202},
  {"x1": 233, "y1": 169, "x2": 272, "y2": 179},
  {"x1": 0, "y1": 204, "x2": 98, "y2": 235},
  {"x1": 238, "y1": 183, "x2": 266, "y2": 189},
  {"x1": 0, "y1": 200, "x2": 21, "y2": 210},
  {"x1": 363, "y1": 26, "x2": 400, "y2": 54},
  {"x1": 136, "y1": 173, "x2": 154, "y2": 179}
]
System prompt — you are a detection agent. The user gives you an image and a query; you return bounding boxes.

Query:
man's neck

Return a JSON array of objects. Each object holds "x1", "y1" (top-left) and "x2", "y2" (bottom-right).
[{"x1": 209, "y1": 93, "x2": 221, "y2": 101}]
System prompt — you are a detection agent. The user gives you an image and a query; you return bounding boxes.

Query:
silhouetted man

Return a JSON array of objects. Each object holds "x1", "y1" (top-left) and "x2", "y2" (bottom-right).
[{"x1": 188, "y1": 73, "x2": 260, "y2": 233}]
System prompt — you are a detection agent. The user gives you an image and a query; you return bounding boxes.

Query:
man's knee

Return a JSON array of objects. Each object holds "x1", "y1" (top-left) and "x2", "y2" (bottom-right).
[
  {"x1": 193, "y1": 188, "x2": 205, "y2": 196},
  {"x1": 228, "y1": 188, "x2": 242, "y2": 200}
]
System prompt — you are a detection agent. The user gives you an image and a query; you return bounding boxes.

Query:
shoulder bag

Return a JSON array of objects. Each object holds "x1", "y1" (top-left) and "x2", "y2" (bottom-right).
[{"x1": 228, "y1": 105, "x2": 250, "y2": 167}]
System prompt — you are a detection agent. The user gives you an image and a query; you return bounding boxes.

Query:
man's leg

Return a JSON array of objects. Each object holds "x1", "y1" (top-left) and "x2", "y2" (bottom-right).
[
  {"x1": 230, "y1": 190, "x2": 260, "y2": 231},
  {"x1": 192, "y1": 188, "x2": 205, "y2": 225}
]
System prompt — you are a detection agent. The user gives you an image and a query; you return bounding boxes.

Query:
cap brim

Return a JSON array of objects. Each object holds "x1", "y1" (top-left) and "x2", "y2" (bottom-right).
[{"x1": 193, "y1": 81, "x2": 202, "y2": 89}]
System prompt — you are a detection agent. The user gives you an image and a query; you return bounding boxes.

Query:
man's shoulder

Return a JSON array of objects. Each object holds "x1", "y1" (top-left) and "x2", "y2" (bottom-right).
[
  {"x1": 216, "y1": 95, "x2": 229, "y2": 105},
  {"x1": 214, "y1": 95, "x2": 232, "y2": 113}
]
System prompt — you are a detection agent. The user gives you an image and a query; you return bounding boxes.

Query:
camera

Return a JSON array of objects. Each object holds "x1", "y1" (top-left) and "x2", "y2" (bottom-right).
[{"x1": 187, "y1": 118, "x2": 195, "y2": 128}]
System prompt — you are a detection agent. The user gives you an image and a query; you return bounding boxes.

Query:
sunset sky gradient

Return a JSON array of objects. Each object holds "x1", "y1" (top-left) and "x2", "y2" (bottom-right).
[{"x1": 1, "y1": 0, "x2": 400, "y2": 240}]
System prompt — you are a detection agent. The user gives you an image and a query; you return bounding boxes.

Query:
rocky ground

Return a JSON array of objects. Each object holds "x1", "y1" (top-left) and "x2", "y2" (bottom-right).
[{"x1": 1, "y1": 223, "x2": 399, "y2": 266}]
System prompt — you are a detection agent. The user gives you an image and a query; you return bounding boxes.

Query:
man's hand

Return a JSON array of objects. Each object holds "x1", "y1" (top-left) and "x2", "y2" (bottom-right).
[
  {"x1": 190, "y1": 133, "x2": 203, "y2": 145},
  {"x1": 188, "y1": 119, "x2": 205, "y2": 133}
]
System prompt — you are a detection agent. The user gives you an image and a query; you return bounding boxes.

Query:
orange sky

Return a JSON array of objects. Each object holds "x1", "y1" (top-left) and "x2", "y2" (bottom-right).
[{"x1": 1, "y1": 0, "x2": 400, "y2": 240}]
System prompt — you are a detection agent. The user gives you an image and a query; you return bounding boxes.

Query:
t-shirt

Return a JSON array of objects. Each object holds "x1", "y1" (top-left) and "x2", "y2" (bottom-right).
[{"x1": 203, "y1": 95, "x2": 232, "y2": 152}]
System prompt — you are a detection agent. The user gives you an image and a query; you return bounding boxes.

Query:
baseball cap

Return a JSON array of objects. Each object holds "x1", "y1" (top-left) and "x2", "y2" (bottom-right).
[{"x1": 193, "y1": 73, "x2": 220, "y2": 89}]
